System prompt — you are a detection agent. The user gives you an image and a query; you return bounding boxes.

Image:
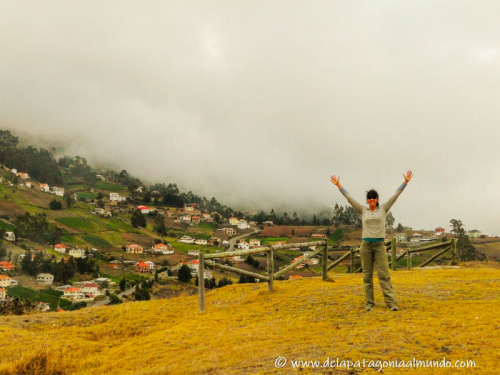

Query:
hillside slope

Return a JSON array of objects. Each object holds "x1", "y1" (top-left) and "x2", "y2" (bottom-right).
[{"x1": 0, "y1": 264, "x2": 499, "y2": 374}]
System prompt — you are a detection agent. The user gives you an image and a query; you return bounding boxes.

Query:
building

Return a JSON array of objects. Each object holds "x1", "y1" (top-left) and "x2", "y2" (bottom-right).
[
  {"x1": 188, "y1": 250, "x2": 200, "y2": 256},
  {"x1": 0, "y1": 261, "x2": 14, "y2": 271},
  {"x1": 134, "y1": 262, "x2": 150, "y2": 274},
  {"x1": 229, "y1": 217, "x2": 239, "y2": 225},
  {"x1": 184, "y1": 203, "x2": 199, "y2": 212},
  {"x1": 179, "y1": 215, "x2": 191, "y2": 223},
  {"x1": 17, "y1": 172, "x2": 30, "y2": 179},
  {"x1": 311, "y1": 234, "x2": 327, "y2": 240},
  {"x1": 68, "y1": 248, "x2": 86, "y2": 258},
  {"x1": 238, "y1": 241, "x2": 250, "y2": 250},
  {"x1": 195, "y1": 239, "x2": 208, "y2": 245},
  {"x1": 0, "y1": 275, "x2": 11, "y2": 287},
  {"x1": 191, "y1": 216, "x2": 201, "y2": 224},
  {"x1": 51, "y1": 186, "x2": 65, "y2": 197},
  {"x1": 37, "y1": 273, "x2": 54, "y2": 285},
  {"x1": 110, "y1": 193, "x2": 127, "y2": 202},
  {"x1": 126, "y1": 244, "x2": 144, "y2": 254},
  {"x1": 153, "y1": 243, "x2": 174, "y2": 254},
  {"x1": 137, "y1": 206, "x2": 150, "y2": 214},
  {"x1": 249, "y1": 239, "x2": 261, "y2": 247},
  {"x1": 2, "y1": 232, "x2": 15, "y2": 242},
  {"x1": 54, "y1": 244, "x2": 69, "y2": 254},
  {"x1": 222, "y1": 228, "x2": 236, "y2": 235},
  {"x1": 39, "y1": 183, "x2": 50, "y2": 192},
  {"x1": 188, "y1": 259, "x2": 199, "y2": 272},
  {"x1": 145, "y1": 261, "x2": 155, "y2": 270},
  {"x1": 83, "y1": 283, "x2": 101, "y2": 297},
  {"x1": 0, "y1": 288, "x2": 6, "y2": 301},
  {"x1": 94, "y1": 208, "x2": 105, "y2": 215},
  {"x1": 179, "y1": 236, "x2": 194, "y2": 244},
  {"x1": 237, "y1": 220, "x2": 249, "y2": 230},
  {"x1": 394, "y1": 234, "x2": 407, "y2": 242},
  {"x1": 37, "y1": 302, "x2": 50, "y2": 312},
  {"x1": 468, "y1": 230, "x2": 482, "y2": 238},
  {"x1": 64, "y1": 287, "x2": 84, "y2": 300},
  {"x1": 435, "y1": 227, "x2": 446, "y2": 233}
]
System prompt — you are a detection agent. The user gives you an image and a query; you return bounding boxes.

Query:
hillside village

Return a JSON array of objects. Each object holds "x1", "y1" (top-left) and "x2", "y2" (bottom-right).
[{"x1": 0, "y1": 130, "x2": 497, "y2": 313}]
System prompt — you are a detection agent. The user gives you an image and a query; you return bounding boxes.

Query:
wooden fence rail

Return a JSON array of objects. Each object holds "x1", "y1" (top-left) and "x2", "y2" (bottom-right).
[{"x1": 197, "y1": 237, "x2": 457, "y2": 311}]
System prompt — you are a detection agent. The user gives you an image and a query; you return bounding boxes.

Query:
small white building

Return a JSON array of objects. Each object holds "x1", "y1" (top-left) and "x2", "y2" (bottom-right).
[
  {"x1": 37, "y1": 302, "x2": 50, "y2": 312},
  {"x1": 188, "y1": 250, "x2": 200, "y2": 256},
  {"x1": 229, "y1": 217, "x2": 239, "y2": 225},
  {"x1": 195, "y1": 239, "x2": 208, "y2": 245},
  {"x1": 51, "y1": 186, "x2": 65, "y2": 197},
  {"x1": 145, "y1": 261, "x2": 155, "y2": 270},
  {"x1": 54, "y1": 244, "x2": 69, "y2": 254},
  {"x1": 232, "y1": 255, "x2": 244, "y2": 262},
  {"x1": 17, "y1": 172, "x2": 30, "y2": 179},
  {"x1": 394, "y1": 234, "x2": 407, "y2": 242},
  {"x1": 82, "y1": 283, "x2": 101, "y2": 297},
  {"x1": 10, "y1": 168, "x2": 17, "y2": 174},
  {"x1": 0, "y1": 288, "x2": 6, "y2": 301},
  {"x1": 37, "y1": 273, "x2": 54, "y2": 285},
  {"x1": 39, "y1": 183, "x2": 50, "y2": 192},
  {"x1": 137, "y1": 205, "x2": 149, "y2": 214},
  {"x1": 69, "y1": 248, "x2": 86, "y2": 258},
  {"x1": 152, "y1": 243, "x2": 174, "y2": 254},
  {"x1": 110, "y1": 193, "x2": 127, "y2": 202},
  {"x1": 238, "y1": 241, "x2": 250, "y2": 250},
  {"x1": 3, "y1": 232, "x2": 15, "y2": 242},
  {"x1": 237, "y1": 220, "x2": 249, "y2": 230},
  {"x1": 126, "y1": 244, "x2": 144, "y2": 254},
  {"x1": 179, "y1": 236, "x2": 194, "y2": 244},
  {"x1": 94, "y1": 208, "x2": 105, "y2": 215}
]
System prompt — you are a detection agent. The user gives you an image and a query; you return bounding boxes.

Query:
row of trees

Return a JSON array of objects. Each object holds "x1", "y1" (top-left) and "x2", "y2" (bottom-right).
[
  {"x1": 20, "y1": 252, "x2": 99, "y2": 284},
  {"x1": 13, "y1": 212, "x2": 63, "y2": 245}
]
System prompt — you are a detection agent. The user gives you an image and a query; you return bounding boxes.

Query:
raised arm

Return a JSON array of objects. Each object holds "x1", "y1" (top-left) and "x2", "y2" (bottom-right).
[
  {"x1": 381, "y1": 171, "x2": 413, "y2": 212},
  {"x1": 330, "y1": 175, "x2": 364, "y2": 214}
]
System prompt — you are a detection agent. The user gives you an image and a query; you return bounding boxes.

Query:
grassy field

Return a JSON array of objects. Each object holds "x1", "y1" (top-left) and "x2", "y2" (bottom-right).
[
  {"x1": 0, "y1": 219, "x2": 14, "y2": 231},
  {"x1": 82, "y1": 235, "x2": 112, "y2": 248},
  {"x1": 95, "y1": 182, "x2": 127, "y2": 192},
  {"x1": 6, "y1": 286, "x2": 73, "y2": 310},
  {"x1": 0, "y1": 264, "x2": 498, "y2": 374}
]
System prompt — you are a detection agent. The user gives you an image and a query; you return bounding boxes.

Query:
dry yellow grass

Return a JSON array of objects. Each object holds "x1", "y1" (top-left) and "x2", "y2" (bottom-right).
[{"x1": 1, "y1": 264, "x2": 499, "y2": 374}]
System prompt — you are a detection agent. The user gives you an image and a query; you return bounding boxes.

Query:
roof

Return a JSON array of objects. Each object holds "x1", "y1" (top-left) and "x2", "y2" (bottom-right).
[
  {"x1": 137, "y1": 206, "x2": 149, "y2": 209},
  {"x1": 127, "y1": 244, "x2": 142, "y2": 248},
  {"x1": 65, "y1": 287, "x2": 82, "y2": 292},
  {"x1": 0, "y1": 275, "x2": 11, "y2": 279},
  {"x1": 135, "y1": 262, "x2": 149, "y2": 267},
  {"x1": 189, "y1": 260, "x2": 199, "y2": 264},
  {"x1": 54, "y1": 244, "x2": 68, "y2": 248},
  {"x1": 0, "y1": 288, "x2": 5, "y2": 292},
  {"x1": 84, "y1": 283, "x2": 99, "y2": 288}
]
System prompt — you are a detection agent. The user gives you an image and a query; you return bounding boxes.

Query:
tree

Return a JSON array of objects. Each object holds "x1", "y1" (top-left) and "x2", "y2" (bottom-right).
[
  {"x1": 119, "y1": 278, "x2": 126, "y2": 292},
  {"x1": 49, "y1": 200, "x2": 63, "y2": 210},
  {"x1": 131, "y1": 209, "x2": 146, "y2": 228},
  {"x1": 178, "y1": 264, "x2": 192, "y2": 282},
  {"x1": 396, "y1": 223, "x2": 404, "y2": 233},
  {"x1": 386, "y1": 212, "x2": 395, "y2": 228},
  {"x1": 154, "y1": 215, "x2": 166, "y2": 236},
  {"x1": 449, "y1": 219, "x2": 485, "y2": 262},
  {"x1": 64, "y1": 193, "x2": 75, "y2": 208},
  {"x1": 109, "y1": 294, "x2": 123, "y2": 305}
]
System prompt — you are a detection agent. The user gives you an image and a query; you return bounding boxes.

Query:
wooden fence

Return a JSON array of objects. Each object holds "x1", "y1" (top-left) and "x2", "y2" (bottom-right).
[{"x1": 196, "y1": 238, "x2": 457, "y2": 311}]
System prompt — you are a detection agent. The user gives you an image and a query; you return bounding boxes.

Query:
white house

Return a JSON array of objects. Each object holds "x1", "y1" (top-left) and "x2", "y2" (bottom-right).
[
  {"x1": 394, "y1": 234, "x2": 407, "y2": 242},
  {"x1": 188, "y1": 259, "x2": 199, "y2": 271},
  {"x1": 222, "y1": 240, "x2": 230, "y2": 247},
  {"x1": 94, "y1": 208, "x2": 105, "y2": 215},
  {"x1": 64, "y1": 287, "x2": 85, "y2": 300},
  {"x1": 229, "y1": 217, "x2": 239, "y2": 225},
  {"x1": 10, "y1": 168, "x2": 17, "y2": 174},
  {"x1": 232, "y1": 255, "x2": 244, "y2": 262},
  {"x1": 222, "y1": 228, "x2": 236, "y2": 235},
  {"x1": 37, "y1": 273, "x2": 54, "y2": 285},
  {"x1": 145, "y1": 261, "x2": 155, "y2": 270},
  {"x1": 39, "y1": 183, "x2": 50, "y2": 192},
  {"x1": 179, "y1": 215, "x2": 191, "y2": 222},
  {"x1": 110, "y1": 193, "x2": 127, "y2": 202},
  {"x1": 137, "y1": 206, "x2": 149, "y2": 214},
  {"x1": 238, "y1": 241, "x2": 250, "y2": 250},
  {"x1": 69, "y1": 248, "x2": 86, "y2": 258},
  {"x1": 195, "y1": 239, "x2": 208, "y2": 245},
  {"x1": 204, "y1": 270, "x2": 213, "y2": 280},
  {"x1": 54, "y1": 244, "x2": 69, "y2": 254},
  {"x1": 188, "y1": 250, "x2": 199, "y2": 256},
  {"x1": 51, "y1": 186, "x2": 65, "y2": 197},
  {"x1": 237, "y1": 220, "x2": 249, "y2": 230},
  {"x1": 153, "y1": 243, "x2": 174, "y2": 254},
  {"x1": 17, "y1": 172, "x2": 30, "y2": 179},
  {"x1": 3, "y1": 232, "x2": 15, "y2": 242},
  {"x1": 179, "y1": 236, "x2": 194, "y2": 244},
  {"x1": 0, "y1": 275, "x2": 11, "y2": 287},
  {"x1": 0, "y1": 288, "x2": 6, "y2": 301},
  {"x1": 82, "y1": 283, "x2": 101, "y2": 297},
  {"x1": 37, "y1": 302, "x2": 50, "y2": 312}
]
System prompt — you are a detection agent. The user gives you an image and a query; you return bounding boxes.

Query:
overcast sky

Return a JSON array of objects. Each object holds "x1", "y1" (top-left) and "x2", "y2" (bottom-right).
[{"x1": 1, "y1": 1, "x2": 499, "y2": 235}]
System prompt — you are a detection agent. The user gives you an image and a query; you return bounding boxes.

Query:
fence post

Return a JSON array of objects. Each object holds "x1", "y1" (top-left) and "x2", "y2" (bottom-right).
[
  {"x1": 391, "y1": 238, "x2": 397, "y2": 271},
  {"x1": 267, "y1": 246, "x2": 274, "y2": 292},
  {"x1": 450, "y1": 238, "x2": 457, "y2": 265},
  {"x1": 407, "y1": 250, "x2": 411, "y2": 270},
  {"x1": 322, "y1": 240, "x2": 328, "y2": 280},
  {"x1": 349, "y1": 249, "x2": 355, "y2": 273},
  {"x1": 198, "y1": 252, "x2": 205, "y2": 312}
]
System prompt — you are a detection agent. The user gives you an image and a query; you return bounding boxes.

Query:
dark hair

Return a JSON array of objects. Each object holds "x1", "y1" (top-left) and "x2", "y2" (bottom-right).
[{"x1": 366, "y1": 189, "x2": 379, "y2": 207}]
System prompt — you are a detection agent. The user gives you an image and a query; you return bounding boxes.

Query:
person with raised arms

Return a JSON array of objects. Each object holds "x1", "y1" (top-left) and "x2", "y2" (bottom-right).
[{"x1": 330, "y1": 171, "x2": 413, "y2": 311}]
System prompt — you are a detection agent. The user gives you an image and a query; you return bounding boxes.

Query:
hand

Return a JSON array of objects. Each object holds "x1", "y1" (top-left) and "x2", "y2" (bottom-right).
[
  {"x1": 403, "y1": 171, "x2": 413, "y2": 184},
  {"x1": 330, "y1": 175, "x2": 341, "y2": 188}
]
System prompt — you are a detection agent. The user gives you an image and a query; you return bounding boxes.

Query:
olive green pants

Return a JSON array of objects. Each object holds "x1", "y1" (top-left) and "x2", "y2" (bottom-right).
[{"x1": 360, "y1": 240, "x2": 398, "y2": 309}]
